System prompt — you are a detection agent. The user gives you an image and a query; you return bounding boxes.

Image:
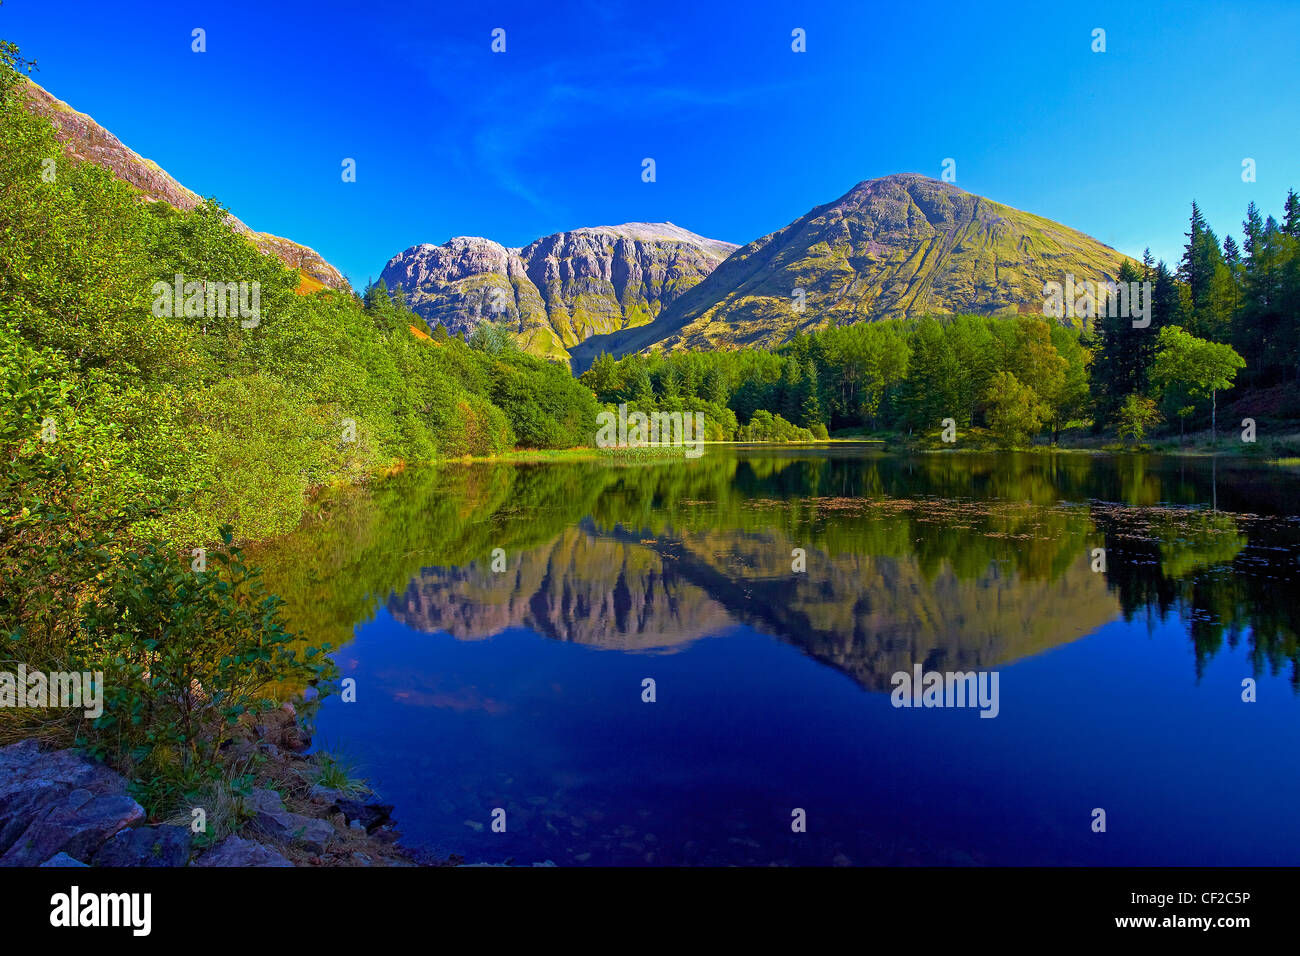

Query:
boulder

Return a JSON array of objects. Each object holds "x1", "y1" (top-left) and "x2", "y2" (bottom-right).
[
  {"x1": 194, "y1": 835, "x2": 293, "y2": 867},
  {"x1": 333, "y1": 799, "x2": 393, "y2": 833},
  {"x1": 0, "y1": 743, "x2": 147, "y2": 868},
  {"x1": 39, "y1": 852, "x2": 88, "y2": 867},
  {"x1": 90, "y1": 824, "x2": 191, "y2": 867},
  {"x1": 247, "y1": 788, "x2": 333, "y2": 854}
]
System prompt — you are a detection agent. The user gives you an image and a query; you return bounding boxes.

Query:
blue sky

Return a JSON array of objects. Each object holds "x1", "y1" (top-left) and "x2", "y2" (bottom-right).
[{"x1": 6, "y1": 0, "x2": 1299, "y2": 288}]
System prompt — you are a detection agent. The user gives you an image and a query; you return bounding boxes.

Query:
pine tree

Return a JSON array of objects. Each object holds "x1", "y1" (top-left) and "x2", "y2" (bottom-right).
[
  {"x1": 1178, "y1": 202, "x2": 1231, "y2": 340},
  {"x1": 778, "y1": 358, "x2": 804, "y2": 424},
  {"x1": 798, "y1": 359, "x2": 823, "y2": 428},
  {"x1": 1283, "y1": 190, "x2": 1300, "y2": 238}
]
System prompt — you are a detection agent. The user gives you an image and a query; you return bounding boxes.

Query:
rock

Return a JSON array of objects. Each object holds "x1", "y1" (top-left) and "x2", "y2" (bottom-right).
[
  {"x1": 349, "y1": 820, "x2": 364, "y2": 832},
  {"x1": 90, "y1": 825, "x2": 191, "y2": 867},
  {"x1": 246, "y1": 788, "x2": 334, "y2": 854},
  {"x1": 195, "y1": 835, "x2": 293, "y2": 867},
  {"x1": 257, "y1": 742, "x2": 280, "y2": 758},
  {"x1": 0, "y1": 742, "x2": 147, "y2": 867},
  {"x1": 279, "y1": 727, "x2": 311, "y2": 753},
  {"x1": 308, "y1": 785, "x2": 343, "y2": 805},
  {"x1": 40, "y1": 852, "x2": 88, "y2": 867},
  {"x1": 333, "y1": 799, "x2": 393, "y2": 833}
]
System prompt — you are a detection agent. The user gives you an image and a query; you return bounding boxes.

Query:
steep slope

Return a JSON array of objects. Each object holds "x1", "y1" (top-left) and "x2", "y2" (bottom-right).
[
  {"x1": 380, "y1": 223, "x2": 738, "y2": 360},
  {"x1": 570, "y1": 173, "x2": 1132, "y2": 371},
  {"x1": 20, "y1": 79, "x2": 349, "y2": 292}
]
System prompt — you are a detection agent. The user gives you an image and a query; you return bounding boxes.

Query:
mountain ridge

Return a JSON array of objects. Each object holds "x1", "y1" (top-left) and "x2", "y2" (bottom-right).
[
  {"x1": 568, "y1": 173, "x2": 1134, "y2": 372},
  {"x1": 19, "y1": 79, "x2": 349, "y2": 293}
]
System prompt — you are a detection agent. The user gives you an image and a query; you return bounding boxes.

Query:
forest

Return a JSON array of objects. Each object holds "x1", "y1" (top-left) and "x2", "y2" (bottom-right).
[{"x1": 580, "y1": 196, "x2": 1299, "y2": 451}]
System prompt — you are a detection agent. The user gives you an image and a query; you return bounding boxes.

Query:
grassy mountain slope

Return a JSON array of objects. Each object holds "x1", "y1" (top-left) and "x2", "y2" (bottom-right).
[{"x1": 571, "y1": 173, "x2": 1133, "y2": 372}]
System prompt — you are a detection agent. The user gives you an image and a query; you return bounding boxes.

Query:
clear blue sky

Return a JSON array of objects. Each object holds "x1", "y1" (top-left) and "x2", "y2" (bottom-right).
[{"x1": 6, "y1": 0, "x2": 1299, "y2": 288}]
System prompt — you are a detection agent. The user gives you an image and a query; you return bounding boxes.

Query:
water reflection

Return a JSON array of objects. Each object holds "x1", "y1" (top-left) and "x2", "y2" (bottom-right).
[{"x1": 256, "y1": 450, "x2": 1300, "y2": 691}]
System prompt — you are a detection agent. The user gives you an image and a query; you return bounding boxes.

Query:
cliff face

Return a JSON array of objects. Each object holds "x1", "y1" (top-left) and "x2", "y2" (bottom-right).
[
  {"x1": 569, "y1": 174, "x2": 1133, "y2": 371},
  {"x1": 380, "y1": 223, "x2": 738, "y2": 360},
  {"x1": 20, "y1": 79, "x2": 349, "y2": 292}
]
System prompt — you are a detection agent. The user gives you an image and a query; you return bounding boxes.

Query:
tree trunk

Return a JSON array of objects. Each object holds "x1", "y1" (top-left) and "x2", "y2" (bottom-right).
[{"x1": 1212, "y1": 389, "x2": 1217, "y2": 447}]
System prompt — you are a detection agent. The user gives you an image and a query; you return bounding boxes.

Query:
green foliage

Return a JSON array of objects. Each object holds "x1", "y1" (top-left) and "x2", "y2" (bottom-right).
[
  {"x1": 76, "y1": 529, "x2": 337, "y2": 785},
  {"x1": 983, "y1": 372, "x2": 1044, "y2": 448},
  {"x1": 0, "y1": 59, "x2": 605, "y2": 543},
  {"x1": 1117, "y1": 394, "x2": 1162, "y2": 445},
  {"x1": 739, "y1": 409, "x2": 813, "y2": 442}
]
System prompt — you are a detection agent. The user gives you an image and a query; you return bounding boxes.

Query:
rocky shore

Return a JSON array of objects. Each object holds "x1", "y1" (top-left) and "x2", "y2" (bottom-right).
[{"x1": 0, "y1": 705, "x2": 430, "y2": 868}]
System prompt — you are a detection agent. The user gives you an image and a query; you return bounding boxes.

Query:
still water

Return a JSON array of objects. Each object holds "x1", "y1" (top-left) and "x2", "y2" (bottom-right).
[{"x1": 254, "y1": 448, "x2": 1300, "y2": 865}]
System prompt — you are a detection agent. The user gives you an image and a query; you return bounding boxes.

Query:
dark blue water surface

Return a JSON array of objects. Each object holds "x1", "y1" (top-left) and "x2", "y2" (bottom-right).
[{"x1": 257, "y1": 449, "x2": 1300, "y2": 865}]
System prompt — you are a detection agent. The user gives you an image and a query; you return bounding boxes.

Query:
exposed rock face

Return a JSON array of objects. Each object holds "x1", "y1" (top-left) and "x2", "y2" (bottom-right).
[
  {"x1": 380, "y1": 223, "x2": 738, "y2": 360},
  {"x1": 570, "y1": 173, "x2": 1132, "y2": 371},
  {"x1": 0, "y1": 740, "x2": 147, "y2": 866},
  {"x1": 20, "y1": 79, "x2": 349, "y2": 292},
  {"x1": 90, "y1": 824, "x2": 192, "y2": 867},
  {"x1": 194, "y1": 834, "x2": 293, "y2": 868}
]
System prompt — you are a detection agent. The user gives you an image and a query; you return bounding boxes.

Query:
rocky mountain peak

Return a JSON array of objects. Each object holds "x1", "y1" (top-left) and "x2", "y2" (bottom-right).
[{"x1": 381, "y1": 223, "x2": 739, "y2": 360}]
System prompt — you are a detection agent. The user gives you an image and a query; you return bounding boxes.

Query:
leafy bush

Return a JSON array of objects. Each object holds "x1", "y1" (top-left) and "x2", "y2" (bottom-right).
[
  {"x1": 74, "y1": 529, "x2": 336, "y2": 793},
  {"x1": 738, "y1": 410, "x2": 814, "y2": 442}
]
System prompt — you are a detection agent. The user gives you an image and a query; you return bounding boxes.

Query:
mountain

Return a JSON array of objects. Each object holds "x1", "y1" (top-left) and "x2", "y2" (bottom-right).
[
  {"x1": 569, "y1": 173, "x2": 1132, "y2": 371},
  {"x1": 379, "y1": 223, "x2": 738, "y2": 360},
  {"x1": 19, "y1": 79, "x2": 348, "y2": 292}
]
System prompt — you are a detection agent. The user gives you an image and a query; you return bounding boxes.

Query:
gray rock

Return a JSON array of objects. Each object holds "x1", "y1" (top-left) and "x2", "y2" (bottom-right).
[
  {"x1": 90, "y1": 824, "x2": 191, "y2": 867},
  {"x1": 194, "y1": 835, "x2": 293, "y2": 867},
  {"x1": 0, "y1": 748, "x2": 145, "y2": 868},
  {"x1": 0, "y1": 741, "x2": 144, "y2": 866},
  {"x1": 246, "y1": 788, "x2": 333, "y2": 854},
  {"x1": 334, "y1": 799, "x2": 393, "y2": 833},
  {"x1": 308, "y1": 784, "x2": 343, "y2": 804},
  {"x1": 40, "y1": 852, "x2": 88, "y2": 867}
]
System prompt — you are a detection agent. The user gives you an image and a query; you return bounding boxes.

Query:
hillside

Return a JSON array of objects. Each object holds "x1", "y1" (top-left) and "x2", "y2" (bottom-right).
[
  {"x1": 19, "y1": 79, "x2": 349, "y2": 292},
  {"x1": 570, "y1": 173, "x2": 1132, "y2": 371}
]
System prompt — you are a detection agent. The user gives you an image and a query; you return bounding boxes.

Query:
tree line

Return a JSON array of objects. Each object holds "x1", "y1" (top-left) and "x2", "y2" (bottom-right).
[{"x1": 581, "y1": 193, "x2": 1300, "y2": 448}]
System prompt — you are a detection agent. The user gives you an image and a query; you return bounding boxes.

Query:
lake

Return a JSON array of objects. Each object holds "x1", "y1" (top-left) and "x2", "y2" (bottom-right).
[{"x1": 252, "y1": 447, "x2": 1300, "y2": 865}]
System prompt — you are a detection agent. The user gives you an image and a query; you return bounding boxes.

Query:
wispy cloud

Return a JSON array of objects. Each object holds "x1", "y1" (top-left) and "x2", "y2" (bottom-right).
[{"x1": 393, "y1": 24, "x2": 805, "y2": 214}]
